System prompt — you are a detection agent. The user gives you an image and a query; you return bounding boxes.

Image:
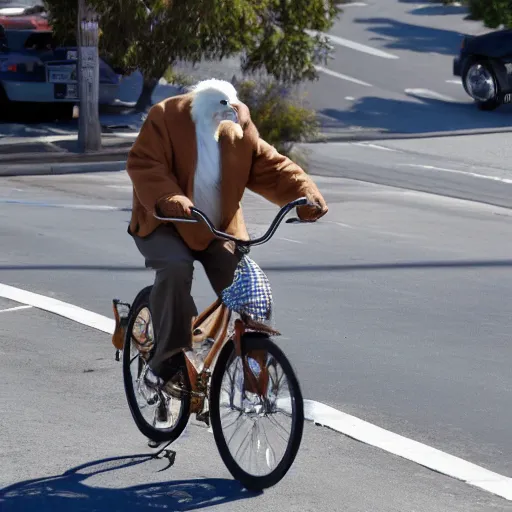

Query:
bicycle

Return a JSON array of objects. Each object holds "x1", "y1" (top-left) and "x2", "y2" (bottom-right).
[{"x1": 111, "y1": 197, "x2": 312, "y2": 491}]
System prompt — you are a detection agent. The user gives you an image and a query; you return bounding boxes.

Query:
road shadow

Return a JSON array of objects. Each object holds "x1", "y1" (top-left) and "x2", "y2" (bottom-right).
[
  {"x1": 0, "y1": 260, "x2": 511, "y2": 273},
  {"x1": 407, "y1": 4, "x2": 469, "y2": 17},
  {"x1": 0, "y1": 454, "x2": 258, "y2": 511},
  {"x1": 319, "y1": 94, "x2": 512, "y2": 136},
  {"x1": 355, "y1": 17, "x2": 466, "y2": 55}
]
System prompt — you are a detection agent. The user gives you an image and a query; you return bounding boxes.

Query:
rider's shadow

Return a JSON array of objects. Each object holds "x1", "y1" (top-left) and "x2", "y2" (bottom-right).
[{"x1": 0, "y1": 453, "x2": 260, "y2": 511}]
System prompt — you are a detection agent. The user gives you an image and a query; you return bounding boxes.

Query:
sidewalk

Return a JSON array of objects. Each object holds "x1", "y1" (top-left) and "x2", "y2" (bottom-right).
[{"x1": 0, "y1": 132, "x2": 137, "y2": 176}]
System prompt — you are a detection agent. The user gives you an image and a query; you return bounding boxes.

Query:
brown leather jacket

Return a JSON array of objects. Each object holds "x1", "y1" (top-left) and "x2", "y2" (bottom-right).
[{"x1": 126, "y1": 92, "x2": 328, "y2": 251}]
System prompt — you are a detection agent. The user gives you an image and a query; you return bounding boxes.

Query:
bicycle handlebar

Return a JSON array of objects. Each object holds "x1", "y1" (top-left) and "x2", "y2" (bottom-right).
[{"x1": 154, "y1": 197, "x2": 312, "y2": 247}]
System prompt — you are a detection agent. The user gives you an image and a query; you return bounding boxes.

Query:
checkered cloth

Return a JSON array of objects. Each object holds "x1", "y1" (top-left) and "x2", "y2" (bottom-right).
[{"x1": 221, "y1": 255, "x2": 273, "y2": 321}]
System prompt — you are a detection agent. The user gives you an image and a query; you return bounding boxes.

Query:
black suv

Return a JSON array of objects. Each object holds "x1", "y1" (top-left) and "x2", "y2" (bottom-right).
[{"x1": 453, "y1": 29, "x2": 512, "y2": 110}]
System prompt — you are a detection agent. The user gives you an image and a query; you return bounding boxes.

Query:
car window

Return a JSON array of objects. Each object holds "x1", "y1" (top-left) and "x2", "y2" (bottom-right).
[{"x1": 23, "y1": 31, "x2": 53, "y2": 49}]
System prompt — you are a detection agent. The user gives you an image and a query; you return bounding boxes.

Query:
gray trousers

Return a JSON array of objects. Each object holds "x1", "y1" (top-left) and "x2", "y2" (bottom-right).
[{"x1": 132, "y1": 224, "x2": 240, "y2": 379}]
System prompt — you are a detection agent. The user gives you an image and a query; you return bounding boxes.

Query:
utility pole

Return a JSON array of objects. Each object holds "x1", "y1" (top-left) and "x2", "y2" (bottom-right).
[{"x1": 77, "y1": 0, "x2": 101, "y2": 152}]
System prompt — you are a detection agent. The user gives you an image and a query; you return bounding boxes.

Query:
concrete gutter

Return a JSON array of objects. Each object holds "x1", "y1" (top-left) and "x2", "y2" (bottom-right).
[{"x1": 3, "y1": 125, "x2": 512, "y2": 177}]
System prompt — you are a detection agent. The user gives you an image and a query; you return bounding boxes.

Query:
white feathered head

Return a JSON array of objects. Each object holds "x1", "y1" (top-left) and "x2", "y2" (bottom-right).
[{"x1": 190, "y1": 79, "x2": 242, "y2": 140}]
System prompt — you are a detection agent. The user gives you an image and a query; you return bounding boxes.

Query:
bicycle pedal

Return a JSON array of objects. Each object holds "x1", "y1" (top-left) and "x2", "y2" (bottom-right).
[{"x1": 196, "y1": 411, "x2": 210, "y2": 427}]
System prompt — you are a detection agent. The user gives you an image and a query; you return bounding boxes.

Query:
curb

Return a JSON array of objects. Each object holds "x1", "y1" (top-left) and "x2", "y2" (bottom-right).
[
  {"x1": 0, "y1": 159, "x2": 127, "y2": 177},
  {"x1": 311, "y1": 126, "x2": 512, "y2": 143},
  {"x1": 3, "y1": 126, "x2": 512, "y2": 177}
]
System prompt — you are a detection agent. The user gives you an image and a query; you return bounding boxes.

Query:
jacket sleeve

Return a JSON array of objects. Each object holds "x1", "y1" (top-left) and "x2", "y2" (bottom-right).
[
  {"x1": 126, "y1": 104, "x2": 187, "y2": 214},
  {"x1": 246, "y1": 137, "x2": 323, "y2": 207}
]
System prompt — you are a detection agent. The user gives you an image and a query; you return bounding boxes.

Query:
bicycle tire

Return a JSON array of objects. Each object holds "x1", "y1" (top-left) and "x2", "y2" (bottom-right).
[
  {"x1": 122, "y1": 285, "x2": 191, "y2": 443},
  {"x1": 209, "y1": 333, "x2": 304, "y2": 490}
]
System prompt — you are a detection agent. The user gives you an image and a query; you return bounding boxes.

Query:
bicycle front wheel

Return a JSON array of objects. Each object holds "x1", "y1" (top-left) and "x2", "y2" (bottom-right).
[{"x1": 209, "y1": 333, "x2": 304, "y2": 490}]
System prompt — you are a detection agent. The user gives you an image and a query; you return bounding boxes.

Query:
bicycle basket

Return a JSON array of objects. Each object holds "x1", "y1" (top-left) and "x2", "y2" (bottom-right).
[{"x1": 221, "y1": 255, "x2": 273, "y2": 321}]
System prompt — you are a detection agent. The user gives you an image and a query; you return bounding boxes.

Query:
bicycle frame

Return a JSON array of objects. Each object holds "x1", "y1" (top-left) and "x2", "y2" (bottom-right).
[{"x1": 114, "y1": 197, "x2": 313, "y2": 423}]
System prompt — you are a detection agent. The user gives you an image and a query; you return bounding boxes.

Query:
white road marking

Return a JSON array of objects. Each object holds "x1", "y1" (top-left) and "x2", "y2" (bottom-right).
[
  {"x1": 315, "y1": 66, "x2": 372, "y2": 87},
  {"x1": 405, "y1": 88, "x2": 457, "y2": 102},
  {"x1": 278, "y1": 237, "x2": 305, "y2": 244},
  {"x1": 0, "y1": 305, "x2": 32, "y2": 313},
  {"x1": 342, "y1": 2, "x2": 368, "y2": 5},
  {"x1": 307, "y1": 30, "x2": 399, "y2": 59},
  {"x1": 0, "y1": 283, "x2": 115, "y2": 334},
  {"x1": 352, "y1": 142, "x2": 398, "y2": 152},
  {"x1": 398, "y1": 164, "x2": 512, "y2": 184},
  {"x1": 345, "y1": 96, "x2": 355, "y2": 101},
  {"x1": 1, "y1": 281, "x2": 511, "y2": 501},
  {"x1": 446, "y1": 79, "x2": 462, "y2": 84},
  {"x1": 0, "y1": 198, "x2": 131, "y2": 211},
  {"x1": 301, "y1": 401, "x2": 512, "y2": 501}
]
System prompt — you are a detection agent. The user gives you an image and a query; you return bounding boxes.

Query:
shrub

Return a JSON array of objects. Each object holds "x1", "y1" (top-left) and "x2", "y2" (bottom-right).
[{"x1": 234, "y1": 78, "x2": 319, "y2": 170}]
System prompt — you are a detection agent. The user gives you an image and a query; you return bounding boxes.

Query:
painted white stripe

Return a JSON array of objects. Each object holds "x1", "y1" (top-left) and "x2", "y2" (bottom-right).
[
  {"x1": 342, "y1": 2, "x2": 368, "y2": 5},
  {"x1": 1, "y1": 281, "x2": 511, "y2": 501},
  {"x1": 278, "y1": 237, "x2": 305, "y2": 245},
  {"x1": 352, "y1": 142, "x2": 398, "y2": 152},
  {"x1": 0, "y1": 305, "x2": 33, "y2": 313},
  {"x1": 299, "y1": 400, "x2": 512, "y2": 501},
  {"x1": 315, "y1": 66, "x2": 372, "y2": 87},
  {"x1": 398, "y1": 164, "x2": 512, "y2": 184},
  {"x1": 0, "y1": 283, "x2": 115, "y2": 334},
  {"x1": 405, "y1": 88, "x2": 457, "y2": 102},
  {"x1": 307, "y1": 30, "x2": 399, "y2": 59},
  {"x1": 0, "y1": 199, "x2": 130, "y2": 211},
  {"x1": 446, "y1": 79, "x2": 462, "y2": 84}
]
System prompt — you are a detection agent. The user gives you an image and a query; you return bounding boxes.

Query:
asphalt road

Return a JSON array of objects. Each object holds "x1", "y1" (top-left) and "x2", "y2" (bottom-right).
[{"x1": 1, "y1": 159, "x2": 511, "y2": 510}]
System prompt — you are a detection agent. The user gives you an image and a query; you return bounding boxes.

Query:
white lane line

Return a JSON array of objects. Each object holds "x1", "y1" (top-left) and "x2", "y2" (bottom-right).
[
  {"x1": 1, "y1": 281, "x2": 511, "y2": 501},
  {"x1": 405, "y1": 88, "x2": 457, "y2": 102},
  {"x1": 315, "y1": 66, "x2": 372, "y2": 87},
  {"x1": 398, "y1": 164, "x2": 512, "y2": 184},
  {"x1": 301, "y1": 401, "x2": 512, "y2": 501},
  {"x1": 0, "y1": 283, "x2": 115, "y2": 334},
  {"x1": 352, "y1": 142, "x2": 399, "y2": 152},
  {"x1": 342, "y1": 2, "x2": 368, "y2": 5},
  {"x1": 278, "y1": 237, "x2": 305, "y2": 245},
  {"x1": 446, "y1": 79, "x2": 462, "y2": 84},
  {"x1": 307, "y1": 30, "x2": 399, "y2": 59},
  {"x1": 0, "y1": 305, "x2": 33, "y2": 313},
  {"x1": 0, "y1": 199, "x2": 131, "y2": 212}
]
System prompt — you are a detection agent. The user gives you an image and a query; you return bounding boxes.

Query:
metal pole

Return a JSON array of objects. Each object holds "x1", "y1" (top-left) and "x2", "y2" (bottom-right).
[{"x1": 77, "y1": 0, "x2": 101, "y2": 152}]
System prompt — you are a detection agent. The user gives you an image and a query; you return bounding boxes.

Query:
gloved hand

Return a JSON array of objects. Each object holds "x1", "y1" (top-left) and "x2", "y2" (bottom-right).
[
  {"x1": 156, "y1": 194, "x2": 194, "y2": 219},
  {"x1": 297, "y1": 190, "x2": 328, "y2": 222}
]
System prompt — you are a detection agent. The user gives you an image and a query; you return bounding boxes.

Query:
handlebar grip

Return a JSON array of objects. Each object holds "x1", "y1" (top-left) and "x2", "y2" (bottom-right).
[
  {"x1": 153, "y1": 214, "x2": 199, "y2": 223},
  {"x1": 286, "y1": 217, "x2": 315, "y2": 224}
]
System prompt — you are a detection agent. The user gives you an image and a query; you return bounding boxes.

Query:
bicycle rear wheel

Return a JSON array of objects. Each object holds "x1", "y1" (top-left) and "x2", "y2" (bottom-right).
[
  {"x1": 209, "y1": 333, "x2": 304, "y2": 490},
  {"x1": 122, "y1": 286, "x2": 191, "y2": 444}
]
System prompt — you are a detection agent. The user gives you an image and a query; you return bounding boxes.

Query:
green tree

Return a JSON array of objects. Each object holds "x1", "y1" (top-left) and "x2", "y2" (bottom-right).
[
  {"x1": 43, "y1": 0, "x2": 340, "y2": 111},
  {"x1": 466, "y1": 0, "x2": 512, "y2": 28}
]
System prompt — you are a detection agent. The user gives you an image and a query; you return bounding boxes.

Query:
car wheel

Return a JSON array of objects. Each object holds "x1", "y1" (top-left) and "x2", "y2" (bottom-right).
[{"x1": 462, "y1": 60, "x2": 500, "y2": 111}]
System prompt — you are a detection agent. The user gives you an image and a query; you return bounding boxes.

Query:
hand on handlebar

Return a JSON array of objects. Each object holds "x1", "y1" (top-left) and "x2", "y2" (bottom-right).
[
  {"x1": 156, "y1": 194, "x2": 194, "y2": 219},
  {"x1": 296, "y1": 192, "x2": 328, "y2": 222}
]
